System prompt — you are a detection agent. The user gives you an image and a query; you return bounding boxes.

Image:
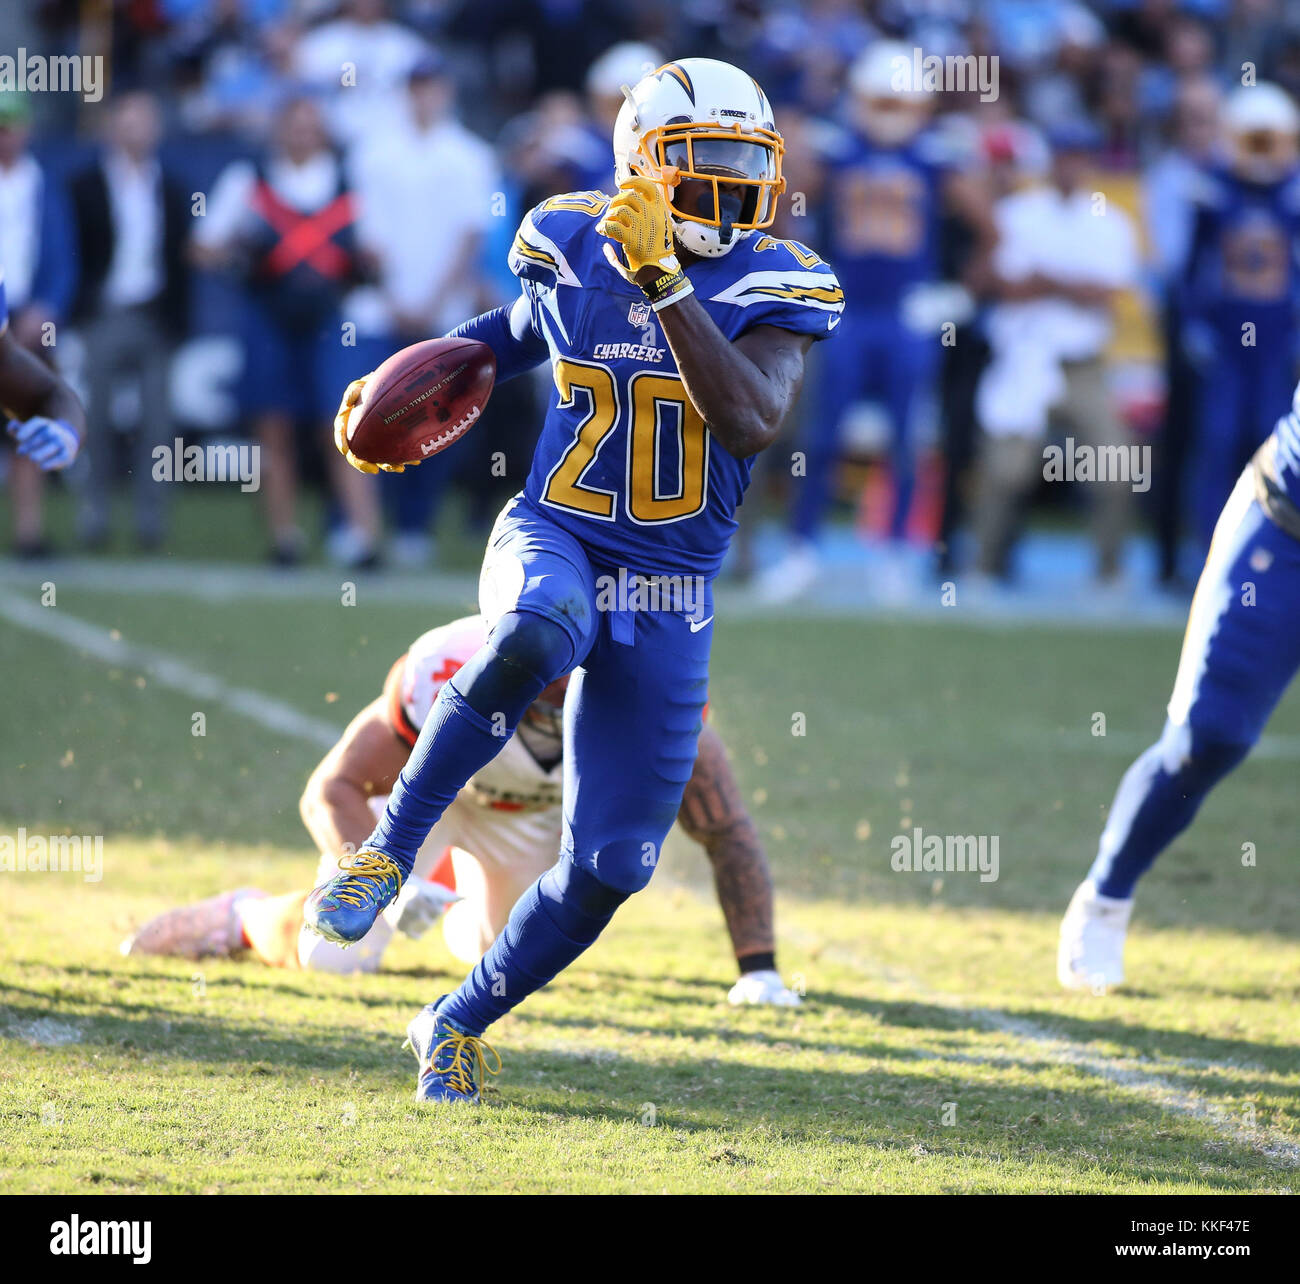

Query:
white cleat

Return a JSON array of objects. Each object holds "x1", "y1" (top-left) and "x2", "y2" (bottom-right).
[
  {"x1": 728, "y1": 969, "x2": 803, "y2": 1007},
  {"x1": 1057, "y1": 880, "x2": 1133, "y2": 993}
]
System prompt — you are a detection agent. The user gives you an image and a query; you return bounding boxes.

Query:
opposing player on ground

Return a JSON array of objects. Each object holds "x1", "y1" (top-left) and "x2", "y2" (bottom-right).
[
  {"x1": 308, "y1": 58, "x2": 842, "y2": 1101},
  {"x1": 0, "y1": 267, "x2": 84, "y2": 473},
  {"x1": 1059, "y1": 384, "x2": 1300, "y2": 990},
  {"x1": 125, "y1": 614, "x2": 800, "y2": 1005}
]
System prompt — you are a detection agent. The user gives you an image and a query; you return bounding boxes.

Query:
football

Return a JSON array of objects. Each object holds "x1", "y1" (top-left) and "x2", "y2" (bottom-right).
[{"x1": 345, "y1": 337, "x2": 496, "y2": 468}]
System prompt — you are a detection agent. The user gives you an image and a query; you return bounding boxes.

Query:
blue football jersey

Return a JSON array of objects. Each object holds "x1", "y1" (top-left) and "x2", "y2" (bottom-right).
[
  {"x1": 508, "y1": 191, "x2": 844, "y2": 579},
  {"x1": 0, "y1": 268, "x2": 7, "y2": 333},
  {"x1": 823, "y1": 130, "x2": 947, "y2": 311},
  {"x1": 1186, "y1": 165, "x2": 1300, "y2": 328}
]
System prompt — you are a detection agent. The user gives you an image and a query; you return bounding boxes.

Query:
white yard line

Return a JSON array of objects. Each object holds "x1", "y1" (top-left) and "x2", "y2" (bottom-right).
[
  {"x1": 969, "y1": 1005, "x2": 1300, "y2": 1166},
  {"x1": 20, "y1": 563, "x2": 1296, "y2": 764},
  {"x1": 797, "y1": 934, "x2": 1300, "y2": 1169},
  {"x1": 6, "y1": 584, "x2": 1296, "y2": 1168},
  {"x1": 0, "y1": 591, "x2": 343, "y2": 749}
]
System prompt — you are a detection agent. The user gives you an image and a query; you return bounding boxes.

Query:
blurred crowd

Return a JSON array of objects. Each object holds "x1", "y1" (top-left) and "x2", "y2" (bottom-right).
[{"x1": 4, "y1": 0, "x2": 1300, "y2": 593}]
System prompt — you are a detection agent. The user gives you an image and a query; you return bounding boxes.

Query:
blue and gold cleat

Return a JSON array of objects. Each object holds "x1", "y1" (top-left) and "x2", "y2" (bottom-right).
[
  {"x1": 303, "y1": 849, "x2": 405, "y2": 944},
  {"x1": 404, "y1": 999, "x2": 501, "y2": 1104}
]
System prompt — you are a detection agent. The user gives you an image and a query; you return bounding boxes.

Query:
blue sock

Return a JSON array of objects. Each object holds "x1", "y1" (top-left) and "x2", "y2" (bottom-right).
[
  {"x1": 1088, "y1": 732, "x2": 1250, "y2": 899},
  {"x1": 365, "y1": 611, "x2": 579, "y2": 875},
  {"x1": 440, "y1": 854, "x2": 627, "y2": 1034},
  {"x1": 367, "y1": 683, "x2": 506, "y2": 875}
]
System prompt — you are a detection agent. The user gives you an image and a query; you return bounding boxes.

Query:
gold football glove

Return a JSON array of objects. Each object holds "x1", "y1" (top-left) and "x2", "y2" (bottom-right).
[
  {"x1": 333, "y1": 375, "x2": 406, "y2": 475},
  {"x1": 597, "y1": 174, "x2": 694, "y2": 310}
]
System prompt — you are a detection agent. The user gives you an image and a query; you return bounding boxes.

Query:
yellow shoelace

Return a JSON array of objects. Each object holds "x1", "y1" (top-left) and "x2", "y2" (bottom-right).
[
  {"x1": 330, "y1": 850, "x2": 403, "y2": 908},
  {"x1": 429, "y1": 1029, "x2": 502, "y2": 1097}
]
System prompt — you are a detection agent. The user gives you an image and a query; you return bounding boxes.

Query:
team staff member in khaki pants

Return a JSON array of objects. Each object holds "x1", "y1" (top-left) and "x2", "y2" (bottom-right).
[{"x1": 971, "y1": 122, "x2": 1139, "y2": 582}]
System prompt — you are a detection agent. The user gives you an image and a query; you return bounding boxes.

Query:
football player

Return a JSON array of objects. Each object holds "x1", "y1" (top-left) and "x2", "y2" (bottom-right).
[
  {"x1": 0, "y1": 266, "x2": 84, "y2": 474},
  {"x1": 1181, "y1": 83, "x2": 1300, "y2": 551},
  {"x1": 757, "y1": 41, "x2": 987, "y2": 602},
  {"x1": 312, "y1": 58, "x2": 842, "y2": 1101},
  {"x1": 1059, "y1": 382, "x2": 1300, "y2": 990},
  {"x1": 124, "y1": 613, "x2": 800, "y2": 1006}
]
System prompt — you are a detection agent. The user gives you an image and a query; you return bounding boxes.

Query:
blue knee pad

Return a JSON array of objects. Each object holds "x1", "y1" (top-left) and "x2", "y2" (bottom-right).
[
  {"x1": 575, "y1": 836, "x2": 663, "y2": 897},
  {"x1": 492, "y1": 607, "x2": 584, "y2": 684},
  {"x1": 540, "y1": 851, "x2": 630, "y2": 924},
  {"x1": 452, "y1": 608, "x2": 582, "y2": 726},
  {"x1": 1175, "y1": 724, "x2": 1253, "y2": 795}
]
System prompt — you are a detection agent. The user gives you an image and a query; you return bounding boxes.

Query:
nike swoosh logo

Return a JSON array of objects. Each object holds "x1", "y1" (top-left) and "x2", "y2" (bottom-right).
[{"x1": 688, "y1": 615, "x2": 713, "y2": 632}]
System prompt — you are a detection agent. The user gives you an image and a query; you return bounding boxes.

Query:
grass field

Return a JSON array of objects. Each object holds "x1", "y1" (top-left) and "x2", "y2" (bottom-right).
[{"x1": 1, "y1": 555, "x2": 1298, "y2": 1193}]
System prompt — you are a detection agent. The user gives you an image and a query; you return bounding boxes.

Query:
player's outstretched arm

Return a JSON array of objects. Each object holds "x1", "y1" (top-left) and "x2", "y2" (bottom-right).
[
  {"x1": 677, "y1": 723, "x2": 776, "y2": 963},
  {"x1": 299, "y1": 697, "x2": 410, "y2": 865},
  {"x1": 334, "y1": 297, "x2": 548, "y2": 475},
  {"x1": 444, "y1": 295, "x2": 550, "y2": 382},
  {"x1": 0, "y1": 325, "x2": 86, "y2": 471}
]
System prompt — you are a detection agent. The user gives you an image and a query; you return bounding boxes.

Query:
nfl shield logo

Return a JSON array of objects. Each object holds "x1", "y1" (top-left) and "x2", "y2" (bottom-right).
[{"x1": 628, "y1": 301, "x2": 651, "y2": 327}]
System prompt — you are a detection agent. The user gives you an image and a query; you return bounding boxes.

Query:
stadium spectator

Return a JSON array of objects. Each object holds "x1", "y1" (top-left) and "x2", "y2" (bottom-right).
[
  {"x1": 1137, "y1": 14, "x2": 1218, "y2": 127},
  {"x1": 496, "y1": 41, "x2": 663, "y2": 249},
  {"x1": 190, "y1": 94, "x2": 377, "y2": 566},
  {"x1": 494, "y1": 0, "x2": 634, "y2": 101},
  {"x1": 1094, "y1": 35, "x2": 1146, "y2": 165},
  {"x1": 1021, "y1": 3, "x2": 1107, "y2": 134},
  {"x1": 170, "y1": 0, "x2": 301, "y2": 142},
  {"x1": 932, "y1": 120, "x2": 1034, "y2": 576},
  {"x1": 0, "y1": 91, "x2": 76, "y2": 558},
  {"x1": 971, "y1": 121, "x2": 1139, "y2": 582},
  {"x1": 499, "y1": 89, "x2": 605, "y2": 214},
  {"x1": 1143, "y1": 74, "x2": 1222, "y2": 583},
  {"x1": 749, "y1": 0, "x2": 876, "y2": 116},
  {"x1": 758, "y1": 40, "x2": 987, "y2": 603},
  {"x1": 292, "y1": 0, "x2": 431, "y2": 146},
  {"x1": 345, "y1": 54, "x2": 499, "y2": 566},
  {"x1": 71, "y1": 91, "x2": 192, "y2": 552},
  {"x1": 1180, "y1": 81, "x2": 1300, "y2": 552}
]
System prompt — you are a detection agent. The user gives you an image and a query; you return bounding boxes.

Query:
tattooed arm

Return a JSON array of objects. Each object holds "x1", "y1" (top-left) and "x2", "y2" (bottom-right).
[{"x1": 677, "y1": 723, "x2": 776, "y2": 965}]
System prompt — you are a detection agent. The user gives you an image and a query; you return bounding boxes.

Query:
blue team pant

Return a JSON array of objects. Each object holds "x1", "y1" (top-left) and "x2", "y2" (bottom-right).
[
  {"x1": 1192, "y1": 339, "x2": 1295, "y2": 548},
  {"x1": 793, "y1": 309, "x2": 935, "y2": 542},
  {"x1": 419, "y1": 495, "x2": 713, "y2": 1033},
  {"x1": 1088, "y1": 469, "x2": 1300, "y2": 897}
]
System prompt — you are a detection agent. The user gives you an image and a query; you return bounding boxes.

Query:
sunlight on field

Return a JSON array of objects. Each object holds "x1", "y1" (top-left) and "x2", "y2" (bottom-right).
[{"x1": 1, "y1": 578, "x2": 1298, "y2": 1193}]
